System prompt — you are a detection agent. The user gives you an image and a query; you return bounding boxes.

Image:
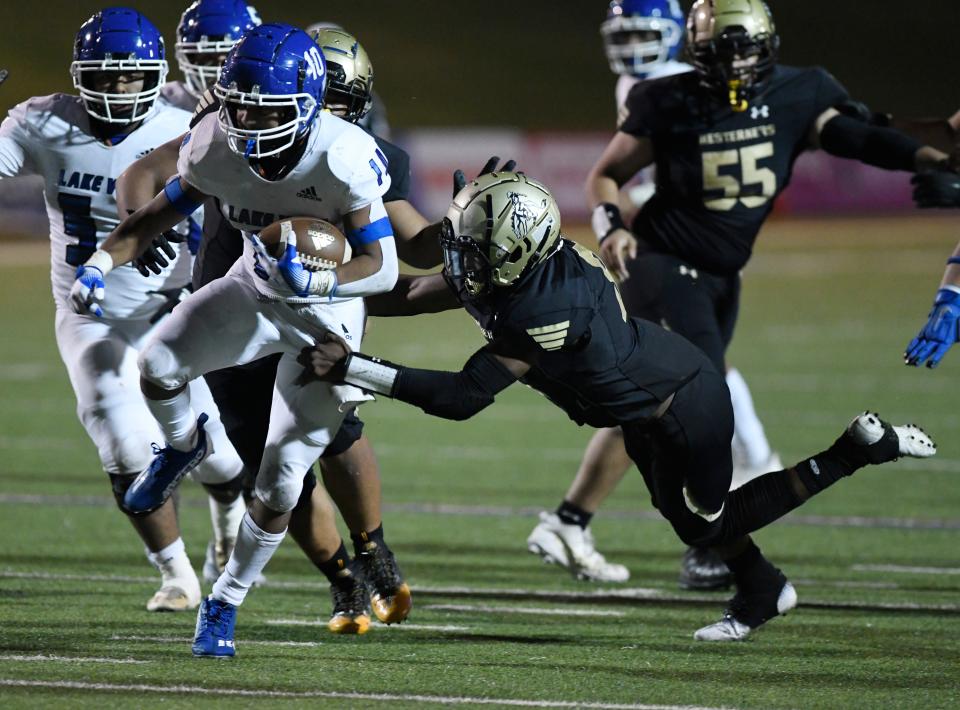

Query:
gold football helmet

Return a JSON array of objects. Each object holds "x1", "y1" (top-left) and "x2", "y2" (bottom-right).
[
  {"x1": 442, "y1": 172, "x2": 562, "y2": 300},
  {"x1": 310, "y1": 27, "x2": 374, "y2": 123},
  {"x1": 686, "y1": 0, "x2": 779, "y2": 111}
]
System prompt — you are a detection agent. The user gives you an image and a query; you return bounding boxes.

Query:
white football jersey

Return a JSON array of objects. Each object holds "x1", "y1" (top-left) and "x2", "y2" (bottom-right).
[
  {"x1": 178, "y1": 110, "x2": 391, "y2": 302},
  {"x1": 0, "y1": 87, "x2": 195, "y2": 319}
]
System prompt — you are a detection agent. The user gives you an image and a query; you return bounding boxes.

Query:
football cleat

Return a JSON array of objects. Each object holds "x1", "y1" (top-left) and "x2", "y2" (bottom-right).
[
  {"x1": 123, "y1": 413, "x2": 212, "y2": 515},
  {"x1": 328, "y1": 579, "x2": 372, "y2": 635},
  {"x1": 679, "y1": 546, "x2": 733, "y2": 591},
  {"x1": 357, "y1": 540, "x2": 412, "y2": 624},
  {"x1": 146, "y1": 579, "x2": 201, "y2": 612},
  {"x1": 844, "y1": 411, "x2": 937, "y2": 463},
  {"x1": 694, "y1": 574, "x2": 797, "y2": 642},
  {"x1": 526, "y1": 512, "x2": 630, "y2": 583},
  {"x1": 192, "y1": 596, "x2": 237, "y2": 657}
]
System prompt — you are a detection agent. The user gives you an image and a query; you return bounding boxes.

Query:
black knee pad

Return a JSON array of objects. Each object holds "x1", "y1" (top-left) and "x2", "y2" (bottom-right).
[
  {"x1": 202, "y1": 473, "x2": 245, "y2": 503},
  {"x1": 320, "y1": 410, "x2": 364, "y2": 459},
  {"x1": 291, "y1": 469, "x2": 319, "y2": 514},
  {"x1": 108, "y1": 473, "x2": 137, "y2": 510}
]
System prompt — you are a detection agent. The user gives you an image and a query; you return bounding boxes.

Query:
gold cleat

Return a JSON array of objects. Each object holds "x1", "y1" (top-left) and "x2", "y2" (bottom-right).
[
  {"x1": 328, "y1": 578, "x2": 372, "y2": 634},
  {"x1": 371, "y1": 582, "x2": 412, "y2": 625}
]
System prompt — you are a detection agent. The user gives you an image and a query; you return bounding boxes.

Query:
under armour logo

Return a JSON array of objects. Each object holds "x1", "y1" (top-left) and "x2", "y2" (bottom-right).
[
  {"x1": 750, "y1": 105, "x2": 770, "y2": 119},
  {"x1": 679, "y1": 265, "x2": 699, "y2": 280}
]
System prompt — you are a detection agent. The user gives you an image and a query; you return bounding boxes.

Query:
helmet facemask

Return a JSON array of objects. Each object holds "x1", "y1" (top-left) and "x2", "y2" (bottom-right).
[
  {"x1": 324, "y1": 60, "x2": 373, "y2": 123},
  {"x1": 216, "y1": 84, "x2": 319, "y2": 160},
  {"x1": 71, "y1": 56, "x2": 167, "y2": 124},
  {"x1": 176, "y1": 39, "x2": 236, "y2": 98},
  {"x1": 601, "y1": 15, "x2": 683, "y2": 76},
  {"x1": 441, "y1": 217, "x2": 497, "y2": 302},
  {"x1": 689, "y1": 27, "x2": 778, "y2": 111}
]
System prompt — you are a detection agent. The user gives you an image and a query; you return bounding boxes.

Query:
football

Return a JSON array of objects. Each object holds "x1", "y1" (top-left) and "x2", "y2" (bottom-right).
[{"x1": 257, "y1": 217, "x2": 351, "y2": 271}]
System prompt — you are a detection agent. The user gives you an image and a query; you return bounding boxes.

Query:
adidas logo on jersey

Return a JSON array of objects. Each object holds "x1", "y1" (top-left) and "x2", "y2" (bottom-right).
[
  {"x1": 297, "y1": 186, "x2": 323, "y2": 201},
  {"x1": 527, "y1": 321, "x2": 570, "y2": 352}
]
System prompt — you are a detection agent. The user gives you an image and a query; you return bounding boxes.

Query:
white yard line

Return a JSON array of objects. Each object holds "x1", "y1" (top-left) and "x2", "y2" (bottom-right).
[
  {"x1": 0, "y1": 654, "x2": 145, "y2": 665},
  {"x1": 852, "y1": 564, "x2": 960, "y2": 576},
  {"x1": 422, "y1": 604, "x2": 626, "y2": 617},
  {"x1": 0, "y1": 679, "x2": 732, "y2": 709},
  {"x1": 109, "y1": 635, "x2": 323, "y2": 648}
]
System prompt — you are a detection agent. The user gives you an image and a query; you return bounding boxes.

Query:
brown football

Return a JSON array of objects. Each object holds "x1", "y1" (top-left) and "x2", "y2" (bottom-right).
[{"x1": 258, "y1": 217, "x2": 351, "y2": 271}]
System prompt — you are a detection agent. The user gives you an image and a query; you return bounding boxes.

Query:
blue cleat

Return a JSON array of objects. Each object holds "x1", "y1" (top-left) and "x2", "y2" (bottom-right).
[
  {"x1": 192, "y1": 596, "x2": 237, "y2": 657},
  {"x1": 123, "y1": 413, "x2": 211, "y2": 515}
]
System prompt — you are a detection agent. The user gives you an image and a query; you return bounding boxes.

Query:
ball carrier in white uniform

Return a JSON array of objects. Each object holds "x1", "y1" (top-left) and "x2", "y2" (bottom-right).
[
  {"x1": 0, "y1": 7, "x2": 243, "y2": 611},
  {"x1": 69, "y1": 23, "x2": 399, "y2": 657}
]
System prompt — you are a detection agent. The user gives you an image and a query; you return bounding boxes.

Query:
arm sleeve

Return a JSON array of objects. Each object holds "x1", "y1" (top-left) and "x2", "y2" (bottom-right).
[
  {"x1": 0, "y1": 103, "x2": 37, "y2": 178},
  {"x1": 819, "y1": 113, "x2": 925, "y2": 172},
  {"x1": 333, "y1": 198, "x2": 399, "y2": 298},
  {"x1": 812, "y1": 67, "x2": 850, "y2": 115},
  {"x1": 381, "y1": 142, "x2": 410, "y2": 203},
  {"x1": 392, "y1": 348, "x2": 519, "y2": 421}
]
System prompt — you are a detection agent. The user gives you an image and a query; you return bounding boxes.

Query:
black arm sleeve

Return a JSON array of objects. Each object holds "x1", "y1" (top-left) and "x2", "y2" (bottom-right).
[
  {"x1": 819, "y1": 114, "x2": 924, "y2": 172},
  {"x1": 392, "y1": 348, "x2": 519, "y2": 421}
]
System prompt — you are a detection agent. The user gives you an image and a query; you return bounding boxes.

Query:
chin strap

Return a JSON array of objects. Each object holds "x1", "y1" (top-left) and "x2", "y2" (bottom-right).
[{"x1": 728, "y1": 80, "x2": 749, "y2": 112}]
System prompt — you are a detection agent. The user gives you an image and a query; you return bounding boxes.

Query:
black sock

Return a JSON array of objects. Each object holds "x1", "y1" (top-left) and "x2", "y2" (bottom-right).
[
  {"x1": 556, "y1": 500, "x2": 593, "y2": 529},
  {"x1": 316, "y1": 540, "x2": 354, "y2": 587},
  {"x1": 351, "y1": 524, "x2": 386, "y2": 557},
  {"x1": 795, "y1": 432, "x2": 875, "y2": 496},
  {"x1": 722, "y1": 540, "x2": 780, "y2": 592}
]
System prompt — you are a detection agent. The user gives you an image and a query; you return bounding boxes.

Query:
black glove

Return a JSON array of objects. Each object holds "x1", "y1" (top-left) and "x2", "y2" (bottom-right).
[
  {"x1": 134, "y1": 230, "x2": 185, "y2": 276},
  {"x1": 912, "y1": 168, "x2": 960, "y2": 208},
  {"x1": 835, "y1": 99, "x2": 891, "y2": 127},
  {"x1": 452, "y1": 155, "x2": 518, "y2": 198},
  {"x1": 0, "y1": 69, "x2": 8, "y2": 88}
]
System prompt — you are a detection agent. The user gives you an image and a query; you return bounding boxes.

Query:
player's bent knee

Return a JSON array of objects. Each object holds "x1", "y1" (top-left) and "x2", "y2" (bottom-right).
[
  {"x1": 254, "y1": 469, "x2": 306, "y2": 513},
  {"x1": 202, "y1": 473, "x2": 245, "y2": 503},
  {"x1": 137, "y1": 340, "x2": 188, "y2": 391},
  {"x1": 108, "y1": 473, "x2": 138, "y2": 510},
  {"x1": 291, "y1": 470, "x2": 318, "y2": 514}
]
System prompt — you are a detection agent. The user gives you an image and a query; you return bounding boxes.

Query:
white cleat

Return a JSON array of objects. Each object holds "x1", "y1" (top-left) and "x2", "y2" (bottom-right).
[
  {"x1": 526, "y1": 512, "x2": 630, "y2": 583},
  {"x1": 694, "y1": 580, "x2": 797, "y2": 642},
  {"x1": 846, "y1": 411, "x2": 937, "y2": 462},
  {"x1": 146, "y1": 578, "x2": 201, "y2": 612}
]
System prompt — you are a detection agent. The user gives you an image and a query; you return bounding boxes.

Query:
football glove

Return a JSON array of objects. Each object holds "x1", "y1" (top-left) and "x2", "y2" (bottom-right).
[
  {"x1": 70, "y1": 265, "x2": 106, "y2": 317},
  {"x1": 905, "y1": 288, "x2": 960, "y2": 367},
  {"x1": 452, "y1": 156, "x2": 518, "y2": 198},
  {"x1": 134, "y1": 230, "x2": 182, "y2": 277},
  {"x1": 912, "y1": 168, "x2": 960, "y2": 208},
  {"x1": 277, "y1": 225, "x2": 337, "y2": 297},
  {"x1": 835, "y1": 99, "x2": 891, "y2": 127}
]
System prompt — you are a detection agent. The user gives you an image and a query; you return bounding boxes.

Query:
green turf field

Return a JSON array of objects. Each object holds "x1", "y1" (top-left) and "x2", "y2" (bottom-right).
[{"x1": 1, "y1": 217, "x2": 959, "y2": 709}]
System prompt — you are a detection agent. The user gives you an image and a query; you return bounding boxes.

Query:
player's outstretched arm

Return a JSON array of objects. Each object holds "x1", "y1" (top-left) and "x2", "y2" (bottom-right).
[
  {"x1": 301, "y1": 333, "x2": 528, "y2": 421},
  {"x1": 385, "y1": 200, "x2": 443, "y2": 269},
  {"x1": 905, "y1": 241, "x2": 960, "y2": 368},
  {"x1": 586, "y1": 133, "x2": 654, "y2": 282},
  {"x1": 116, "y1": 133, "x2": 189, "y2": 276},
  {"x1": 812, "y1": 108, "x2": 949, "y2": 172},
  {"x1": 366, "y1": 273, "x2": 460, "y2": 317},
  {"x1": 69, "y1": 177, "x2": 208, "y2": 316}
]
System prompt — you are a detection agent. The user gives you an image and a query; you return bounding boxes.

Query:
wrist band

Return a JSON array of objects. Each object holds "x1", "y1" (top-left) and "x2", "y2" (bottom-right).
[
  {"x1": 343, "y1": 352, "x2": 400, "y2": 396},
  {"x1": 86, "y1": 249, "x2": 114, "y2": 276},
  {"x1": 591, "y1": 203, "x2": 626, "y2": 243}
]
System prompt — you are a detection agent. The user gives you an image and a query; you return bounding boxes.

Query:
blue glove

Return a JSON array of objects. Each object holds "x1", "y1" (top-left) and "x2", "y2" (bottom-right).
[
  {"x1": 904, "y1": 288, "x2": 960, "y2": 367},
  {"x1": 69, "y1": 265, "x2": 106, "y2": 317},
  {"x1": 276, "y1": 224, "x2": 336, "y2": 297}
]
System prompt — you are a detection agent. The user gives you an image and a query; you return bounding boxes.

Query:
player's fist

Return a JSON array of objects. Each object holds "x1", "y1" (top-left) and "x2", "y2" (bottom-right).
[
  {"x1": 300, "y1": 331, "x2": 350, "y2": 381},
  {"x1": 904, "y1": 288, "x2": 960, "y2": 368},
  {"x1": 912, "y1": 168, "x2": 960, "y2": 209},
  {"x1": 70, "y1": 265, "x2": 106, "y2": 317},
  {"x1": 277, "y1": 224, "x2": 337, "y2": 297},
  {"x1": 452, "y1": 156, "x2": 518, "y2": 198},
  {"x1": 598, "y1": 228, "x2": 638, "y2": 283}
]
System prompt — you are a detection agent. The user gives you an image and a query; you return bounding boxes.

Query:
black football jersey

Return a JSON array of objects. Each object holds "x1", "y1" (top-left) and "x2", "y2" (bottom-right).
[
  {"x1": 189, "y1": 91, "x2": 412, "y2": 288},
  {"x1": 620, "y1": 65, "x2": 848, "y2": 274},
  {"x1": 464, "y1": 240, "x2": 709, "y2": 428}
]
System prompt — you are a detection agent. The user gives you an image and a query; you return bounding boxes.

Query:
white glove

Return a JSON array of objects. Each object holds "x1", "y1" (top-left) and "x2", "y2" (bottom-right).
[{"x1": 69, "y1": 250, "x2": 113, "y2": 317}]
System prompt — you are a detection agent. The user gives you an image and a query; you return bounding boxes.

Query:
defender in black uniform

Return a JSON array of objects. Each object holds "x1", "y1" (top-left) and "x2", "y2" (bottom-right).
[
  {"x1": 303, "y1": 172, "x2": 937, "y2": 641},
  {"x1": 555, "y1": 0, "x2": 952, "y2": 590}
]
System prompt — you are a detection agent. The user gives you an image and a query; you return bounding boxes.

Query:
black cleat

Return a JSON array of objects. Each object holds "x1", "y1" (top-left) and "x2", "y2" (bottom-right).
[
  {"x1": 679, "y1": 546, "x2": 733, "y2": 591},
  {"x1": 327, "y1": 578, "x2": 371, "y2": 635},
  {"x1": 357, "y1": 540, "x2": 412, "y2": 624},
  {"x1": 694, "y1": 570, "x2": 797, "y2": 641}
]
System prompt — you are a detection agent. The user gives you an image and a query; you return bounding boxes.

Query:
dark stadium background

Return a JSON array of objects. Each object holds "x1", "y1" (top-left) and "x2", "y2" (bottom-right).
[{"x1": 3, "y1": 1, "x2": 957, "y2": 130}]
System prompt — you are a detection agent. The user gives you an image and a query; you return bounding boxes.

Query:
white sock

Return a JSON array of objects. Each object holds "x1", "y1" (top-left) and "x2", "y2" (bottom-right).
[
  {"x1": 146, "y1": 390, "x2": 198, "y2": 451},
  {"x1": 726, "y1": 368, "x2": 772, "y2": 469},
  {"x1": 146, "y1": 538, "x2": 195, "y2": 582},
  {"x1": 209, "y1": 494, "x2": 246, "y2": 546},
  {"x1": 212, "y1": 512, "x2": 285, "y2": 606}
]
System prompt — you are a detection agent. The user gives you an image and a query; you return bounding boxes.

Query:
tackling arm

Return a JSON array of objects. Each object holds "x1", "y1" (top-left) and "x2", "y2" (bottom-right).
[
  {"x1": 386, "y1": 200, "x2": 443, "y2": 269},
  {"x1": 303, "y1": 334, "x2": 528, "y2": 421},
  {"x1": 366, "y1": 273, "x2": 460, "y2": 317}
]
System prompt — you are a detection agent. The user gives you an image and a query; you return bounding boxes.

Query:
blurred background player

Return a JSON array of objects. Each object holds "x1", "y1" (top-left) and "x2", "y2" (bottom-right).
[
  {"x1": 527, "y1": 0, "x2": 779, "y2": 590},
  {"x1": 541, "y1": 0, "x2": 949, "y2": 594},
  {"x1": 0, "y1": 6, "x2": 245, "y2": 612}
]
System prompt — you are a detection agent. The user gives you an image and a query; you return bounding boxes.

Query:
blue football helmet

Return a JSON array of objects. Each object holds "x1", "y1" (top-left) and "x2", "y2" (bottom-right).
[
  {"x1": 176, "y1": 0, "x2": 261, "y2": 98},
  {"x1": 71, "y1": 7, "x2": 169, "y2": 124},
  {"x1": 601, "y1": 0, "x2": 684, "y2": 76},
  {"x1": 215, "y1": 23, "x2": 326, "y2": 160}
]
